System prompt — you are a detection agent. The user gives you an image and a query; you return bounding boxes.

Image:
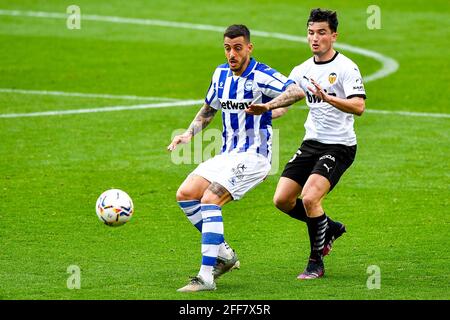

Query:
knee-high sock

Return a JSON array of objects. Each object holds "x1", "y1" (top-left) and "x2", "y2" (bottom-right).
[
  {"x1": 198, "y1": 204, "x2": 224, "y2": 284},
  {"x1": 306, "y1": 214, "x2": 328, "y2": 261},
  {"x1": 287, "y1": 199, "x2": 338, "y2": 228},
  {"x1": 178, "y1": 200, "x2": 232, "y2": 259},
  {"x1": 178, "y1": 200, "x2": 202, "y2": 232},
  {"x1": 286, "y1": 199, "x2": 308, "y2": 222}
]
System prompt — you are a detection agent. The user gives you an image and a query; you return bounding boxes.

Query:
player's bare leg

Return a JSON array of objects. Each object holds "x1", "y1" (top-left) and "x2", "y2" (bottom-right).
[
  {"x1": 273, "y1": 177, "x2": 310, "y2": 223},
  {"x1": 273, "y1": 177, "x2": 302, "y2": 213},
  {"x1": 300, "y1": 174, "x2": 329, "y2": 217},
  {"x1": 176, "y1": 174, "x2": 211, "y2": 202},
  {"x1": 200, "y1": 182, "x2": 233, "y2": 206}
]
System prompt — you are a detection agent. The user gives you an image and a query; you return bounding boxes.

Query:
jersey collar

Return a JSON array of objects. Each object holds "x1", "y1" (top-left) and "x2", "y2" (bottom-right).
[{"x1": 313, "y1": 51, "x2": 339, "y2": 65}]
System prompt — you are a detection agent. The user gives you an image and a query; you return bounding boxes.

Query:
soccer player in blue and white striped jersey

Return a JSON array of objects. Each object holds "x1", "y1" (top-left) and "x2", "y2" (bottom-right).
[{"x1": 168, "y1": 24, "x2": 289, "y2": 292}]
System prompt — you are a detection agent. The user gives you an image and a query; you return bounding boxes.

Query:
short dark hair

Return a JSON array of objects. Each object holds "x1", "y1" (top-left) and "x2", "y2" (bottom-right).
[
  {"x1": 307, "y1": 8, "x2": 338, "y2": 32},
  {"x1": 223, "y1": 24, "x2": 250, "y2": 42}
]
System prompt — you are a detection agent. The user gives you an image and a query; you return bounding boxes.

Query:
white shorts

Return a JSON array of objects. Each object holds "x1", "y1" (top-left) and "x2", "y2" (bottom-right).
[{"x1": 191, "y1": 153, "x2": 271, "y2": 200}]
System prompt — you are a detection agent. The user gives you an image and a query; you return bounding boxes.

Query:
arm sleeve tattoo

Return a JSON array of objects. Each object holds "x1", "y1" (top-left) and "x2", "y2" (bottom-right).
[
  {"x1": 267, "y1": 84, "x2": 305, "y2": 109},
  {"x1": 187, "y1": 104, "x2": 217, "y2": 136}
]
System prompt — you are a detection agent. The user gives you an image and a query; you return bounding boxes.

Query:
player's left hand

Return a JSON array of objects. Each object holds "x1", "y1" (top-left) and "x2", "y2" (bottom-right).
[
  {"x1": 308, "y1": 78, "x2": 330, "y2": 103},
  {"x1": 167, "y1": 133, "x2": 192, "y2": 152},
  {"x1": 246, "y1": 103, "x2": 270, "y2": 115}
]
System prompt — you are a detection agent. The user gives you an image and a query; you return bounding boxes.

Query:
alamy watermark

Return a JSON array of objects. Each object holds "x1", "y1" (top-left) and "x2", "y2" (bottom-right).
[
  {"x1": 66, "y1": 5, "x2": 81, "y2": 30},
  {"x1": 366, "y1": 5, "x2": 381, "y2": 30},
  {"x1": 67, "y1": 265, "x2": 81, "y2": 289},
  {"x1": 170, "y1": 128, "x2": 280, "y2": 175},
  {"x1": 366, "y1": 265, "x2": 381, "y2": 289}
]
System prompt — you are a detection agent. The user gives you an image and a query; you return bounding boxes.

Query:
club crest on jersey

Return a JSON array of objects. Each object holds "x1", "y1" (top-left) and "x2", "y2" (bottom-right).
[
  {"x1": 244, "y1": 79, "x2": 253, "y2": 91},
  {"x1": 328, "y1": 72, "x2": 337, "y2": 84}
]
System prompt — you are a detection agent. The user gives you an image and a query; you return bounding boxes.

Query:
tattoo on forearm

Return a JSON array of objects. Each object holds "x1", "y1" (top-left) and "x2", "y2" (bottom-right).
[
  {"x1": 187, "y1": 104, "x2": 217, "y2": 136},
  {"x1": 269, "y1": 84, "x2": 304, "y2": 109},
  {"x1": 208, "y1": 182, "x2": 229, "y2": 198}
]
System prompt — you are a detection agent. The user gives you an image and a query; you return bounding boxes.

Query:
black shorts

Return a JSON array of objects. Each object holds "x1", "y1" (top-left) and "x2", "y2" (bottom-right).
[{"x1": 281, "y1": 140, "x2": 357, "y2": 191}]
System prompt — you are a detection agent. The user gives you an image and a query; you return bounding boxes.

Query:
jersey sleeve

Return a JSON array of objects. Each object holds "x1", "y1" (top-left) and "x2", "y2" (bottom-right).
[
  {"x1": 342, "y1": 65, "x2": 367, "y2": 99},
  {"x1": 287, "y1": 66, "x2": 302, "y2": 85},
  {"x1": 286, "y1": 65, "x2": 306, "y2": 91},
  {"x1": 204, "y1": 69, "x2": 221, "y2": 110},
  {"x1": 255, "y1": 65, "x2": 290, "y2": 98}
]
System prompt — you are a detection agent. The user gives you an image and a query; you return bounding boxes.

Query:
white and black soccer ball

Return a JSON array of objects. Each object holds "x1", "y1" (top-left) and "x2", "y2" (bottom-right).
[{"x1": 95, "y1": 189, "x2": 134, "y2": 227}]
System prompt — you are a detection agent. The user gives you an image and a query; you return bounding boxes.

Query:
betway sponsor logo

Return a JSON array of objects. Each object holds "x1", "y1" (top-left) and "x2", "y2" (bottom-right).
[{"x1": 221, "y1": 101, "x2": 249, "y2": 110}]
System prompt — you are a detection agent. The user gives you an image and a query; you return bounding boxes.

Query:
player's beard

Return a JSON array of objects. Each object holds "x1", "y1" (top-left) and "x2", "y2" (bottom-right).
[
  {"x1": 229, "y1": 56, "x2": 249, "y2": 74},
  {"x1": 229, "y1": 59, "x2": 242, "y2": 72}
]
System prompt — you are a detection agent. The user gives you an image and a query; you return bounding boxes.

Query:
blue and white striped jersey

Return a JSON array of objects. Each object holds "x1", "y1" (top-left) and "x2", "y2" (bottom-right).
[{"x1": 205, "y1": 58, "x2": 289, "y2": 159}]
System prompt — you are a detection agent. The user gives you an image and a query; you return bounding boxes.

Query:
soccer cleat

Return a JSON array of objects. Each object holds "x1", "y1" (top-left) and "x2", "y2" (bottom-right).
[
  {"x1": 297, "y1": 258, "x2": 325, "y2": 280},
  {"x1": 323, "y1": 221, "x2": 346, "y2": 257},
  {"x1": 213, "y1": 250, "x2": 240, "y2": 280},
  {"x1": 177, "y1": 275, "x2": 216, "y2": 292}
]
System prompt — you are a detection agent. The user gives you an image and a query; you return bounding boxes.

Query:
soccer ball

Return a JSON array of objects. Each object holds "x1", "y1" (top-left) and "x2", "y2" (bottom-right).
[{"x1": 95, "y1": 189, "x2": 134, "y2": 227}]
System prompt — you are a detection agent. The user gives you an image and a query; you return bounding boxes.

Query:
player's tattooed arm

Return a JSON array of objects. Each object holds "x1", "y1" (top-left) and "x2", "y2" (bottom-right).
[
  {"x1": 167, "y1": 103, "x2": 217, "y2": 151},
  {"x1": 267, "y1": 84, "x2": 305, "y2": 109},
  {"x1": 186, "y1": 103, "x2": 218, "y2": 136},
  {"x1": 246, "y1": 84, "x2": 305, "y2": 115}
]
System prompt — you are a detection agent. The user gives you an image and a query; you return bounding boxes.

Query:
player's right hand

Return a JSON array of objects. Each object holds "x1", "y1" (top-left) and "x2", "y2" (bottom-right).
[
  {"x1": 246, "y1": 103, "x2": 270, "y2": 115},
  {"x1": 167, "y1": 133, "x2": 192, "y2": 151}
]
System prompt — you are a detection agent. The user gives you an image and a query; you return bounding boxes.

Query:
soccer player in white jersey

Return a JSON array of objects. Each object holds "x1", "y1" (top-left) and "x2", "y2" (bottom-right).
[
  {"x1": 167, "y1": 24, "x2": 289, "y2": 292},
  {"x1": 247, "y1": 8, "x2": 366, "y2": 279}
]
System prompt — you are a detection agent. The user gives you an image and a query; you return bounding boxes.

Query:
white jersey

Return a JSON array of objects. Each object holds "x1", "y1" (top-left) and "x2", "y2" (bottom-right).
[
  {"x1": 205, "y1": 58, "x2": 289, "y2": 160},
  {"x1": 288, "y1": 51, "x2": 366, "y2": 146}
]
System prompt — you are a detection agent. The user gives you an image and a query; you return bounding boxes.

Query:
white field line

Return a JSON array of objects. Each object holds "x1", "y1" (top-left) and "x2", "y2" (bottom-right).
[
  {"x1": 0, "y1": 100, "x2": 203, "y2": 118},
  {"x1": 0, "y1": 88, "x2": 180, "y2": 102},
  {"x1": 363, "y1": 109, "x2": 450, "y2": 119},
  {"x1": 1, "y1": 9, "x2": 445, "y2": 119},
  {"x1": 294, "y1": 105, "x2": 449, "y2": 119},
  {"x1": 0, "y1": 9, "x2": 398, "y2": 83},
  {"x1": 2, "y1": 102, "x2": 448, "y2": 119}
]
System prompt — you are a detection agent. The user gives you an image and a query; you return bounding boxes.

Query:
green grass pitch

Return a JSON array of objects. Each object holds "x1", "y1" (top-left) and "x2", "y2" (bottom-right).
[{"x1": 0, "y1": 0, "x2": 449, "y2": 300}]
